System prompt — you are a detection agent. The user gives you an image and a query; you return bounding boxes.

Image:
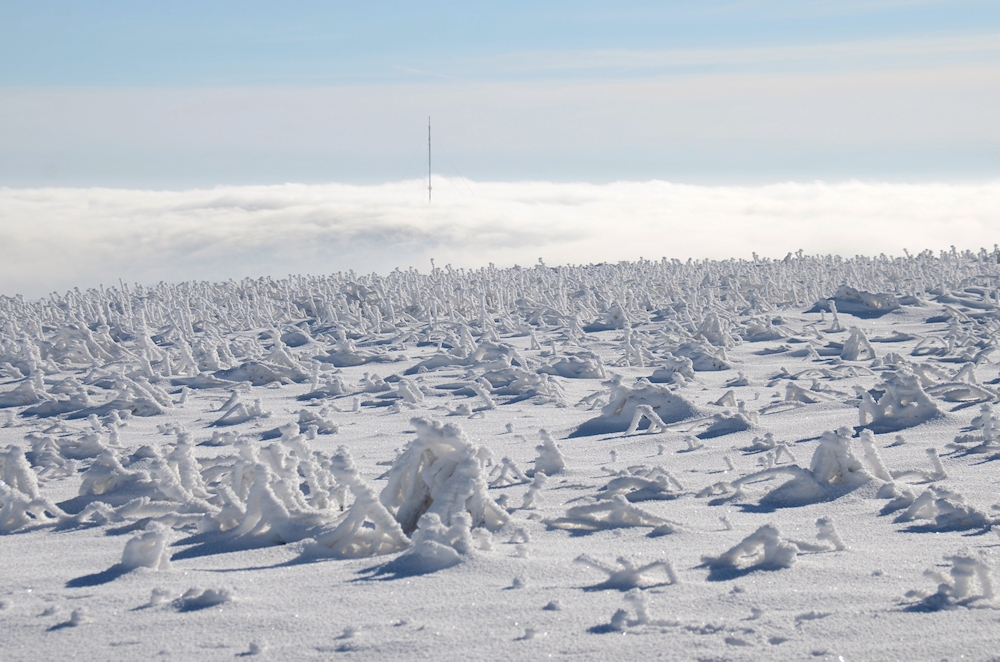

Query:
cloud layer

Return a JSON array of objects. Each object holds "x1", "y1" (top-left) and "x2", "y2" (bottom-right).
[{"x1": 1, "y1": 179, "x2": 998, "y2": 298}]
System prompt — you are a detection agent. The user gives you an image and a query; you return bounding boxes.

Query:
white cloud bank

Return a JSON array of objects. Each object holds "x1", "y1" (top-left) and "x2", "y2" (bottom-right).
[{"x1": 1, "y1": 179, "x2": 997, "y2": 298}]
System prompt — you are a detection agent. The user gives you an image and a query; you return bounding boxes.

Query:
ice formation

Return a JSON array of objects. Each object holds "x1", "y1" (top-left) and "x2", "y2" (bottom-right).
[
  {"x1": 840, "y1": 327, "x2": 876, "y2": 361},
  {"x1": 907, "y1": 553, "x2": 995, "y2": 610},
  {"x1": 701, "y1": 524, "x2": 799, "y2": 573},
  {"x1": 596, "y1": 465, "x2": 684, "y2": 502},
  {"x1": 546, "y1": 494, "x2": 676, "y2": 533},
  {"x1": 538, "y1": 351, "x2": 606, "y2": 379},
  {"x1": 121, "y1": 523, "x2": 172, "y2": 571},
  {"x1": 893, "y1": 486, "x2": 993, "y2": 532},
  {"x1": 574, "y1": 554, "x2": 678, "y2": 590}
]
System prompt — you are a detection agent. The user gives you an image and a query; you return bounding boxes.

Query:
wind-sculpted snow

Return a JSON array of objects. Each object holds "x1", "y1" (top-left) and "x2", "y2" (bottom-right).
[{"x1": 3, "y1": 249, "x2": 1000, "y2": 658}]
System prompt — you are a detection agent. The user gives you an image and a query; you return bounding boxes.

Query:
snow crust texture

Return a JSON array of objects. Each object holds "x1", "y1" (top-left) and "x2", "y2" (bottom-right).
[{"x1": 3, "y1": 249, "x2": 1000, "y2": 658}]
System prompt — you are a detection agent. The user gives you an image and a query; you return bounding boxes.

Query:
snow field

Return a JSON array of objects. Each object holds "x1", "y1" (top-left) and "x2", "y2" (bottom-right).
[{"x1": 2, "y1": 250, "x2": 1000, "y2": 659}]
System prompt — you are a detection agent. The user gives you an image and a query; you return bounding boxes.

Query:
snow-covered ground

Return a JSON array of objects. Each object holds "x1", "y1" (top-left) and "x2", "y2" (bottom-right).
[{"x1": 3, "y1": 251, "x2": 1000, "y2": 660}]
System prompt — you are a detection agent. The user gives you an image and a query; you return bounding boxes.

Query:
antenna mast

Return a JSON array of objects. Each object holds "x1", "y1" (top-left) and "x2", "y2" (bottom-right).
[{"x1": 427, "y1": 116, "x2": 432, "y2": 202}]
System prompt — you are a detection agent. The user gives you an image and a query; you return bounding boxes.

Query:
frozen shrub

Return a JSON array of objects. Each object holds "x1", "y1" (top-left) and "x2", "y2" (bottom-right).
[
  {"x1": 697, "y1": 406, "x2": 757, "y2": 439},
  {"x1": 648, "y1": 353, "x2": 695, "y2": 385},
  {"x1": 744, "y1": 432, "x2": 778, "y2": 452},
  {"x1": 520, "y1": 472, "x2": 547, "y2": 509},
  {"x1": 840, "y1": 327, "x2": 876, "y2": 361},
  {"x1": 0, "y1": 445, "x2": 66, "y2": 532},
  {"x1": 602, "y1": 589, "x2": 678, "y2": 631},
  {"x1": 907, "y1": 553, "x2": 994, "y2": 610},
  {"x1": 308, "y1": 447, "x2": 409, "y2": 559},
  {"x1": 173, "y1": 587, "x2": 233, "y2": 611},
  {"x1": 695, "y1": 311, "x2": 734, "y2": 347},
  {"x1": 0, "y1": 377, "x2": 47, "y2": 408},
  {"x1": 858, "y1": 430, "x2": 893, "y2": 481},
  {"x1": 379, "y1": 417, "x2": 508, "y2": 535},
  {"x1": 0, "y1": 481, "x2": 64, "y2": 532},
  {"x1": 857, "y1": 368, "x2": 941, "y2": 432},
  {"x1": 815, "y1": 517, "x2": 848, "y2": 551},
  {"x1": 532, "y1": 429, "x2": 565, "y2": 476},
  {"x1": 953, "y1": 404, "x2": 1000, "y2": 453},
  {"x1": 884, "y1": 447, "x2": 948, "y2": 483},
  {"x1": 78, "y1": 449, "x2": 148, "y2": 498},
  {"x1": 894, "y1": 486, "x2": 992, "y2": 531},
  {"x1": 583, "y1": 301, "x2": 629, "y2": 332},
  {"x1": 713, "y1": 390, "x2": 738, "y2": 408},
  {"x1": 925, "y1": 382, "x2": 994, "y2": 404},
  {"x1": 742, "y1": 317, "x2": 786, "y2": 342},
  {"x1": 2, "y1": 445, "x2": 40, "y2": 498},
  {"x1": 489, "y1": 457, "x2": 529, "y2": 488},
  {"x1": 625, "y1": 404, "x2": 669, "y2": 435},
  {"x1": 400, "y1": 513, "x2": 464, "y2": 572},
  {"x1": 217, "y1": 359, "x2": 308, "y2": 385},
  {"x1": 296, "y1": 408, "x2": 338, "y2": 435},
  {"x1": 669, "y1": 341, "x2": 731, "y2": 371},
  {"x1": 319, "y1": 331, "x2": 390, "y2": 368},
  {"x1": 27, "y1": 434, "x2": 76, "y2": 479},
  {"x1": 812, "y1": 286, "x2": 900, "y2": 317},
  {"x1": 211, "y1": 398, "x2": 270, "y2": 427},
  {"x1": 785, "y1": 381, "x2": 833, "y2": 404},
  {"x1": 810, "y1": 427, "x2": 867, "y2": 485}
]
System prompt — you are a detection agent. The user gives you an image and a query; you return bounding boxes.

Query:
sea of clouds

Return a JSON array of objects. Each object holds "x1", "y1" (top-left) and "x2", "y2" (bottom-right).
[{"x1": 1, "y1": 179, "x2": 997, "y2": 298}]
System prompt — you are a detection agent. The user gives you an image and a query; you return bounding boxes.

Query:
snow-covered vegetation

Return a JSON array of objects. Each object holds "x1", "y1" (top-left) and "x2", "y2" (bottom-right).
[{"x1": 3, "y1": 248, "x2": 1000, "y2": 658}]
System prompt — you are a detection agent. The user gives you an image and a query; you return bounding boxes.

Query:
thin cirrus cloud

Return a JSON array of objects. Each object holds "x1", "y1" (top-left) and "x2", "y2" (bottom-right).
[
  {"x1": 1, "y1": 179, "x2": 997, "y2": 298},
  {"x1": 431, "y1": 33, "x2": 1000, "y2": 79}
]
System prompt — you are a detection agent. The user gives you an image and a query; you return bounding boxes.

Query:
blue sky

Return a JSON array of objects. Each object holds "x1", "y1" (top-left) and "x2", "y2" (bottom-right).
[{"x1": 2, "y1": 1, "x2": 999, "y2": 186}]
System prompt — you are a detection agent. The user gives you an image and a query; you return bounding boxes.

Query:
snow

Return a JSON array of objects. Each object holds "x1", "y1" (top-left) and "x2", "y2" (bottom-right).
[{"x1": 2, "y1": 249, "x2": 1000, "y2": 659}]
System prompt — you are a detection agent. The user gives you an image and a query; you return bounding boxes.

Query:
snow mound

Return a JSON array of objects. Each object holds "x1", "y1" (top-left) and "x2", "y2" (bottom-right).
[
  {"x1": 811, "y1": 286, "x2": 901, "y2": 318},
  {"x1": 596, "y1": 466, "x2": 684, "y2": 502},
  {"x1": 537, "y1": 351, "x2": 606, "y2": 379},
  {"x1": 571, "y1": 379, "x2": 698, "y2": 437},
  {"x1": 121, "y1": 523, "x2": 172, "y2": 571},
  {"x1": 546, "y1": 494, "x2": 676, "y2": 533},
  {"x1": 699, "y1": 427, "x2": 873, "y2": 509},
  {"x1": 173, "y1": 587, "x2": 233, "y2": 612}
]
